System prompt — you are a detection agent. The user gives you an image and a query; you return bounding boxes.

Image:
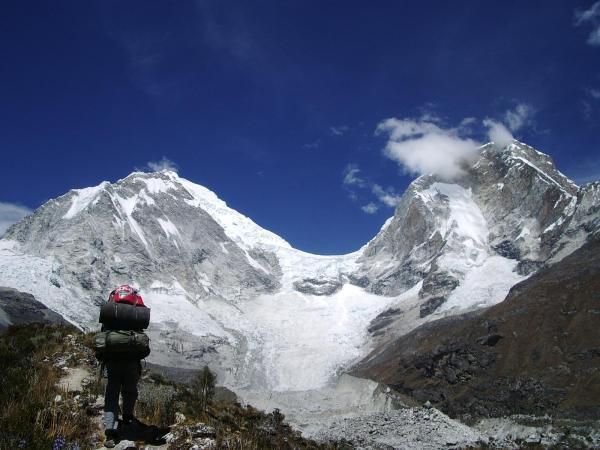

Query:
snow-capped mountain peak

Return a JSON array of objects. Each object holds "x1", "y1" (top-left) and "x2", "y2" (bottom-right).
[
  {"x1": 59, "y1": 170, "x2": 292, "y2": 252},
  {"x1": 356, "y1": 141, "x2": 597, "y2": 330},
  {"x1": 0, "y1": 141, "x2": 598, "y2": 412}
]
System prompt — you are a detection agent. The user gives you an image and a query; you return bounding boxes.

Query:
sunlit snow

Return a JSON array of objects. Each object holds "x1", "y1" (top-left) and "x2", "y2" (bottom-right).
[
  {"x1": 235, "y1": 285, "x2": 396, "y2": 391},
  {"x1": 438, "y1": 256, "x2": 524, "y2": 313},
  {"x1": 63, "y1": 182, "x2": 108, "y2": 219}
]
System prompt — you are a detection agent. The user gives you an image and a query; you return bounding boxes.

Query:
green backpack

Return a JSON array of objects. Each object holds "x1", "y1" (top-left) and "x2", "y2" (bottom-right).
[{"x1": 94, "y1": 330, "x2": 150, "y2": 360}]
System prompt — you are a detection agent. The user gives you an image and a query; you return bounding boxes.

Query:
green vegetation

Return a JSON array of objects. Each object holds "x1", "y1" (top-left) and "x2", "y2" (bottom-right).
[
  {"x1": 0, "y1": 324, "x2": 97, "y2": 449},
  {"x1": 191, "y1": 365, "x2": 216, "y2": 413}
]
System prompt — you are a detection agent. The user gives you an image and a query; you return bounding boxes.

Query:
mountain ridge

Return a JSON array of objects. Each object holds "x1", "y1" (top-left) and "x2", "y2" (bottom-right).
[{"x1": 0, "y1": 140, "x2": 599, "y2": 427}]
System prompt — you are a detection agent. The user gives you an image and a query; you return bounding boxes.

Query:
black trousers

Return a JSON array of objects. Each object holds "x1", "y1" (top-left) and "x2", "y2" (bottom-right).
[{"x1": 103, "y1": 359, "x2": 141, "y2": 430}]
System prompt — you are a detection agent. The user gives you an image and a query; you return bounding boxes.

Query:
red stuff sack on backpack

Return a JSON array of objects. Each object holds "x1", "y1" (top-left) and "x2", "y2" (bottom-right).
[{"x1": 109, "y1": 284, "x2": 145, "y2": 306}]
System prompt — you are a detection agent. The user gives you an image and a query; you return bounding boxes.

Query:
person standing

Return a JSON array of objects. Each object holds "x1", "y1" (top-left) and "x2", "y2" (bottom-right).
[{"x1": 100, "y1": 284, "x2": 148, "y2": 448}]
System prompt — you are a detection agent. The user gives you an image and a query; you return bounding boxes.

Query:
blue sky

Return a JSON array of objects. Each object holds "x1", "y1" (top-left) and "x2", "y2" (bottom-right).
[{"x1": 1, "y1": 1, "x2": 599, "y2": 253}]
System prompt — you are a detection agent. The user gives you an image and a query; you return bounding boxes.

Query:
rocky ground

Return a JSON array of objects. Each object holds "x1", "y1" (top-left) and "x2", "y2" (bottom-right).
[
  {"x1": 314, "y1": 406, "x2": 484, "y2": 450},
  {"x1": 316, "y1": 407, "x2": 600, "y2": 449}
]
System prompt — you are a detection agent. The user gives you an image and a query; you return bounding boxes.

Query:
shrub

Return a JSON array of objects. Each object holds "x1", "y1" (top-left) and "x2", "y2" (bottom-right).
[{"x1": 189, "y1": 365, "x2": 216, "y2": 413}]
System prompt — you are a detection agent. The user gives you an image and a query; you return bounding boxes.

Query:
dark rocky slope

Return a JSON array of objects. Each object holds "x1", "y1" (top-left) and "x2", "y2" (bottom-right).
[
  {"x1": 0, "y1": 287, "x2": 68, "y2": 331},
  {"x1": 352, "y1": 237, "x2": 600, "y2": 421}
]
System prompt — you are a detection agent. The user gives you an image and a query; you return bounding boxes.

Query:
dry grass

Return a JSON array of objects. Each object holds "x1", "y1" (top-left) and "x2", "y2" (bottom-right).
[
  {"x1": 0, "y1": 324, "x2": 98, "y2": 449},
  {"x1": 2, "y1": 325, "x2": 351, "y2": 449}
]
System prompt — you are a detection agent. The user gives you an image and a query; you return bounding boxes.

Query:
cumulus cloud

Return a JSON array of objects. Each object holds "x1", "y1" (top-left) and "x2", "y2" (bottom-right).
[
  {"x1": 0, "y1": 202, "x2": 32, "y2": 236},
  {"x1": 361, "y1": 203, "x2": 379, "y2": 214},
  {"x1": 343, "y1": 164, "x2": 366, "y2": 187},
  {"x1": 330, "y1": 125, "x2": 350, "y2": 136},
  {"x1": 504, "y1": 103, "x2": 534, "y2": 132},
  {"x1": 483, "y1": 119, "x2": 515, "y2": 148},
  {"x1": 575, "y1": 1, "x2": 600, "y2": 46},
  {"x1": 372, "y1": 184, "x2": 402, "y2": 208},
  {"x1": 145, "y1": 157, "x2": 179, "y2": 173},
  {"x1": 376, "y1": 118, "x2": 480, "y2": 179}
]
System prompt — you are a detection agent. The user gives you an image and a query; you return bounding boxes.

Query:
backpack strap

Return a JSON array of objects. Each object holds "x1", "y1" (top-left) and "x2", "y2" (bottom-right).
[{"x1": 98, "y1": 361, "x2": 106, "y2": 382}]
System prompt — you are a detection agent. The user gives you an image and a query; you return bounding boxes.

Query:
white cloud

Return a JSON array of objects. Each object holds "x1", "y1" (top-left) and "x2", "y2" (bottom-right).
[
  {"x1": 483, "y1": 119, "x2": 515, "y2": 148},
  {"x1": 330, "y1": 125, "x2": 350, "y2": 136},
  {"x1": 376, "y1": 118, "x2": 480, "y2": 179},
  {"x1": 576, "y1": 1, "x2": 600, "y2": 23},
  {"x1": 587, "y1": 88, "x2": 600, "y2": 99},
  {"x1": 145, "y1": 157, "x2": 179, "y2": 173},
  {"x1": 590, "y1": 27, "x2": 600, "y2": 45},
  {"x1": 458, "y1": 117, "x2": 477, "y2": 134},
  {"x1": 504, "y1": 103, "x2": 534, "y2": 132},
  {"x1": 343, "y1": 164, "x2": 366, "y2": 187},
  {"x1": 581, "y1": 100, "x2": 593, "y2": 120},
  {"x1": 361, "y1": 203, "x2": 379, "y2": 214},
  {"x1": 575, "y1": 1, "x2": 600, "y2": 46},
  {"x1": 0, "y1": 202, "x2": 32, "y2": 236},
  {"x1": 303, "y1": 139, "x2": 321, "y2": 150},
  {"x1": 372, "y1": 184, "x2": 402, "y2": 208},
  {"x1": 341, "y1": 164, "x2": 401, "y2": 212}
]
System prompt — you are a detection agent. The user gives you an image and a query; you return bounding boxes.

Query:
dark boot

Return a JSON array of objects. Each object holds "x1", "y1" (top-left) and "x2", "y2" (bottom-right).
[
  {"x1": 122, "y1": 415, "x2": 146, "y2": 428},
  {"x1": 104, "y1": 428, "x2": 119, "y2": 448}
]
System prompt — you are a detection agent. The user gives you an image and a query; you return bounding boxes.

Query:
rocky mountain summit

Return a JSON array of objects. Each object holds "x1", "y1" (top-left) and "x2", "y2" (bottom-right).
[{"x1": 358, "y1": 142, "x2": 588, "y2": 301}]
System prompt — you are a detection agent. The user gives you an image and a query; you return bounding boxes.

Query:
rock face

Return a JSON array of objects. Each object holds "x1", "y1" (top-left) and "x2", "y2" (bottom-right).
[
  {"x1": 3, "y1": 171, "x2": 284, "y2": 309},
  {"x1": 0, "y1": 287, "x2": 68, "y2": 331},
  {"x1": 356, "y1": 142, "x2": 582, "y2": 310},
  {"x1": 352, "y1": 237, "x2": 600, "y2": 421},
  {"x1": 292, "y1": 277, "x2": 343, "y2": 296}
]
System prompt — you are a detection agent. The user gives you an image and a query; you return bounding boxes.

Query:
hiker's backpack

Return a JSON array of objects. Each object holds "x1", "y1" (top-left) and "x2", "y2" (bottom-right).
[
  {"x1": 94, "y1": 330, "x2": 151, "y2": 360},
  {"x1": 95, "y1": 284, "x2": 152, "y2": 360}
]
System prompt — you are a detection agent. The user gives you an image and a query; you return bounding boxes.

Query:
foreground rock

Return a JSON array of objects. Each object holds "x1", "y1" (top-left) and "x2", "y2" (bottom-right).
[{"x1": 315, "y1": 407, "x2": 485, "y2": 449}]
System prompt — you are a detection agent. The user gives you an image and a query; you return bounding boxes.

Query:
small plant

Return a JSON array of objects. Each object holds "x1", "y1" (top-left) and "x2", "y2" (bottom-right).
[
  {"x1": 271, "y1": 408, "x2": 285, "y2": 429},
  {"x1": 190, "y1": 365, "x2": 216, "y2": 413}
]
